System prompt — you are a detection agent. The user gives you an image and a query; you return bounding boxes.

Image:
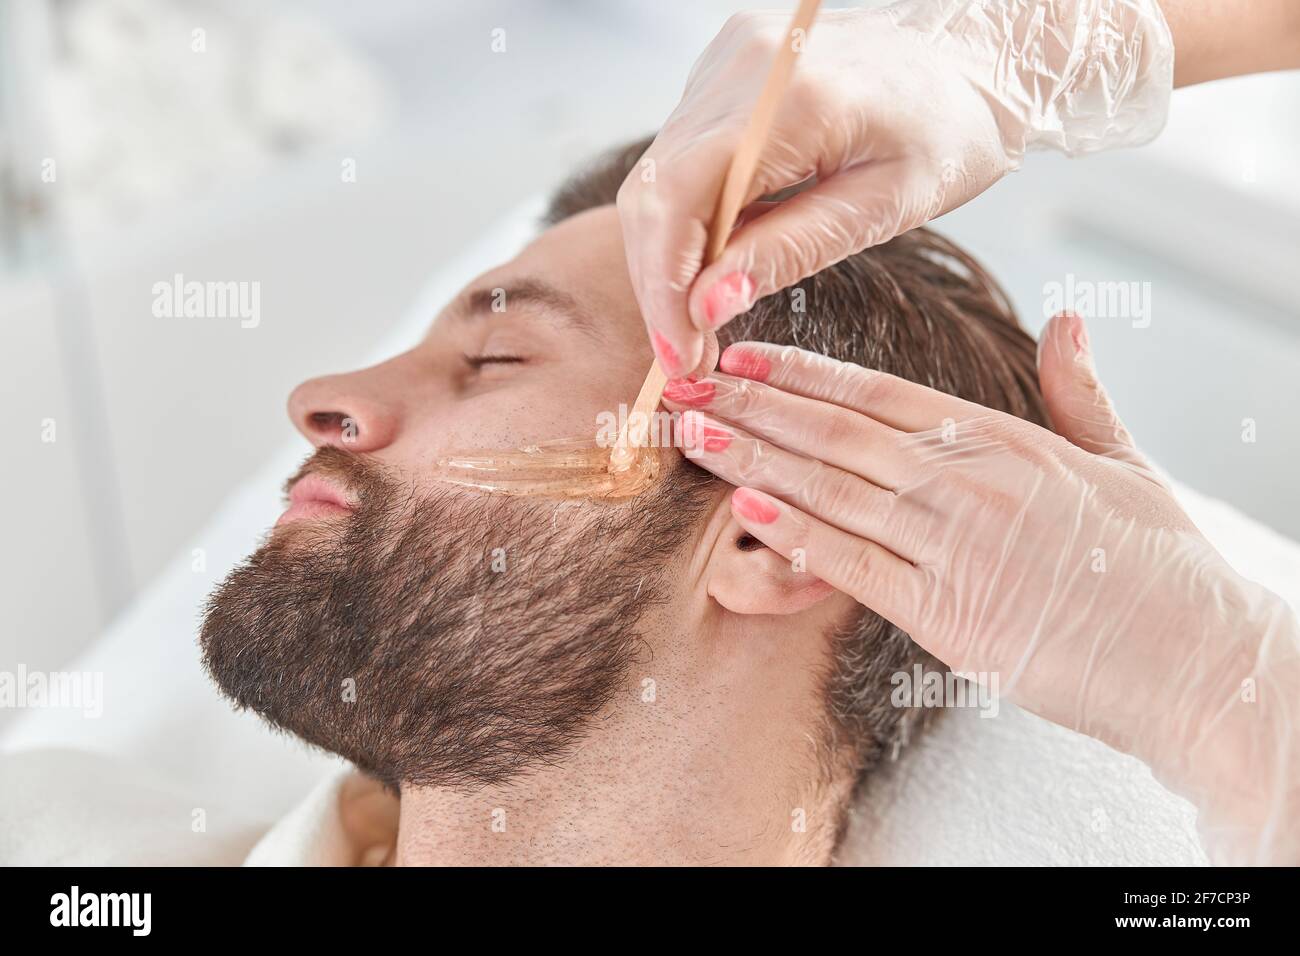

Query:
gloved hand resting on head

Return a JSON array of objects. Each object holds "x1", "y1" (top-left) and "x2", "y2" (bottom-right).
[{"x1": 667, "y1": 312, "x2": 1300, "y2": 866}]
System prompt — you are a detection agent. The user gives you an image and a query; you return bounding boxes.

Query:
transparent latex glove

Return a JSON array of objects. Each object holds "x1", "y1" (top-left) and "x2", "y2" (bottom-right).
[
  {"x1": 664, "y1": 313, "x2": 1299, "y2": 865},
  {"x1": 619, "y1": 0, "x2": 1174, "y2": 378}
]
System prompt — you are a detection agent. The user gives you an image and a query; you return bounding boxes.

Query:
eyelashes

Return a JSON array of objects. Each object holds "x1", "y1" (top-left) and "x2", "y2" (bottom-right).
[{"x1": 463, "y1": 354, "x2": 526, "y2": 370}]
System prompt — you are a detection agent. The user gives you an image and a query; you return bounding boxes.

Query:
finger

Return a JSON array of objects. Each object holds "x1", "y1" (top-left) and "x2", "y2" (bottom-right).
[
  {"x1": 1036, "y1": 312, "x2": 1160, "y2": 480},
  {"x1": 680, "y1": 410, "x2": 925, "y2": 563},
  {"x1": 729, "y1": 486, "x2": 924, "y2": 633},
  {"x1": 663, "y1": 371, "x2": 916, "y2": 491},
  {"x1": 617, "y1": 137, "x2": 734, "y2": 379},
  {"x1": 686, "y1": 160, "x2": 934, "y2": 334},
  {"x1": 718, "y1": 341, "x2": 988, "y2": 433},
  {"x1": 619, "y1": 143, "x2": 820, "y2": 377}
]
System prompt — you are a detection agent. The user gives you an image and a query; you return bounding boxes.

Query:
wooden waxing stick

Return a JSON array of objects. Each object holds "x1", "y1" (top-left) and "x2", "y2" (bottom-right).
[{"x1": 609, "y1": 0, "x2": 822, "y2": 474}]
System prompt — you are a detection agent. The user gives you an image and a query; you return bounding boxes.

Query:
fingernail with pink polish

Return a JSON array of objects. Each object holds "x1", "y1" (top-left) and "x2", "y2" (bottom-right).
[
  {"x1": 732, "y1": 487, "x2": 780, "y2": 524},
  {"x1": 652, "y1": 329, "x2": 682, "y2": 376},
  {"x1": 662, "y1": 377, "x2": 715, "y2": 407},
  {"x1": 700, "y1": 425, "x2": 731, "y2": 452},
  {"x1": 679, "y1": 411, "x2": 730, "y2": 454},
  {"x1": 719, "y1": 346, "x2": 772, "y2": 382},
  {"x1": 702, "y1": 272, "x2": 755, "y2": 328}
]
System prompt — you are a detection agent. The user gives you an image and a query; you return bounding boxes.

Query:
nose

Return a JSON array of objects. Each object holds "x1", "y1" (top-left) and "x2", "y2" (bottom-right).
[{"x1": 287, "y1": 368, "x2": 401, "y2": 452}]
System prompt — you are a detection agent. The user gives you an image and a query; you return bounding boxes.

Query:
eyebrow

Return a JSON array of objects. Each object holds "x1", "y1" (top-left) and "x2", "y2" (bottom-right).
[{"x1": 455, "y1": 278, "x2": 604, "y2": 342}]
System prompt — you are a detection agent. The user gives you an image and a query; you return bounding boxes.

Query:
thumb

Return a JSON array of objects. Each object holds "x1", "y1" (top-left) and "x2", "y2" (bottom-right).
[{"x1": 1037, "y1": 312, "x2": 1156, "y2": 477}]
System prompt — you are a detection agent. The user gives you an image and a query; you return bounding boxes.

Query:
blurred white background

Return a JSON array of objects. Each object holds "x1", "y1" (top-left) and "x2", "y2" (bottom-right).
[{"x1": 2, "y1": 0, "x2": 1298, "y2": 721}]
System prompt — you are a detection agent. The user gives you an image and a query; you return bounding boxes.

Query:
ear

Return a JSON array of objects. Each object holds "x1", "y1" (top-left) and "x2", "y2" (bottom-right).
[{"x1": 706, "y1": 516, "x2": 836, "y2": 615}]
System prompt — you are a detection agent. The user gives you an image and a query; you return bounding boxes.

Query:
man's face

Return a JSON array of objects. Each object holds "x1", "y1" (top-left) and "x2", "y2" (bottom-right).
[
  {"x1": 292, "y1": 206, "x2": 656, "y2": 463},
  {"x1": 202, "y1": 205, "x2": 842, "y2": 800}
]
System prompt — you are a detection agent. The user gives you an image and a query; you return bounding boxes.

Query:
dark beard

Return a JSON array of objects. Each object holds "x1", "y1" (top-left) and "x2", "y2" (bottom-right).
[{"x1": 200, "y1": 446, "x2": 711, "y2": 791}]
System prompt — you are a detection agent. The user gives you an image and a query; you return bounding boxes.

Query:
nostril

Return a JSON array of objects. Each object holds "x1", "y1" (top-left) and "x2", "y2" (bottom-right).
[
  {"x1": 310, "y1": 412, "x2": 338, "y2": 430},
  {"x1": 309, "y1": 411, "x2": 355, "y2": 439}
]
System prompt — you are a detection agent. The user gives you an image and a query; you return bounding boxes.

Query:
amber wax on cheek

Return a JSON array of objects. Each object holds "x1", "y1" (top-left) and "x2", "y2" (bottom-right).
[{"x1": 431, "y1": 437, "x2": 661, "y2": 500}]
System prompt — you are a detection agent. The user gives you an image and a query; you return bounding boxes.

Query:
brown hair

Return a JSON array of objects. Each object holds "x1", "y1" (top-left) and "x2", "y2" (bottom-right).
[{"x1": 547, "y1": 137, "x2": 1050, "y2": 792}]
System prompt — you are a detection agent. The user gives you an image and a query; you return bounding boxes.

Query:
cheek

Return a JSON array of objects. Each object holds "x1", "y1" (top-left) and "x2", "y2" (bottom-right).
[
  {"x1": 421, "y1": 371, "x2": 636, "y2": 458},
  {"x1": 505, "y1": 361, "x2": 648, "y2": 442}
]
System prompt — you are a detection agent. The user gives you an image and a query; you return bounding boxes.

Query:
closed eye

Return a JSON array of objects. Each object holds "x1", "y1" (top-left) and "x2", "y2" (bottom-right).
[{"x1": 463, "y1": 354, "x2": 526, "y2": 370}]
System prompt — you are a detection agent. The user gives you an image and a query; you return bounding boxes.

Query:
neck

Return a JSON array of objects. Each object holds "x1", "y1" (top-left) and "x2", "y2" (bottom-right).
[{"x1": 393, "y1": 693, "x2": 844, "y2": 866}]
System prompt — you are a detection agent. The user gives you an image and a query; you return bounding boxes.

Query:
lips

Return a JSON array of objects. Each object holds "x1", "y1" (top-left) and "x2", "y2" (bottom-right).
[{"x1": 275, "y1": 473, "x2": 356, "y2": 527}]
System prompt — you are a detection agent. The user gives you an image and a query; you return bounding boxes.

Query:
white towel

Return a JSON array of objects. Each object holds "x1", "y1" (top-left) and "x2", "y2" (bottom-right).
[
  {"x1": 243, "y1": 771, "x2": 359, "y2": 867},
  {"x1": 0, "y1": 748, "x2": 266, "y2": 866}
]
